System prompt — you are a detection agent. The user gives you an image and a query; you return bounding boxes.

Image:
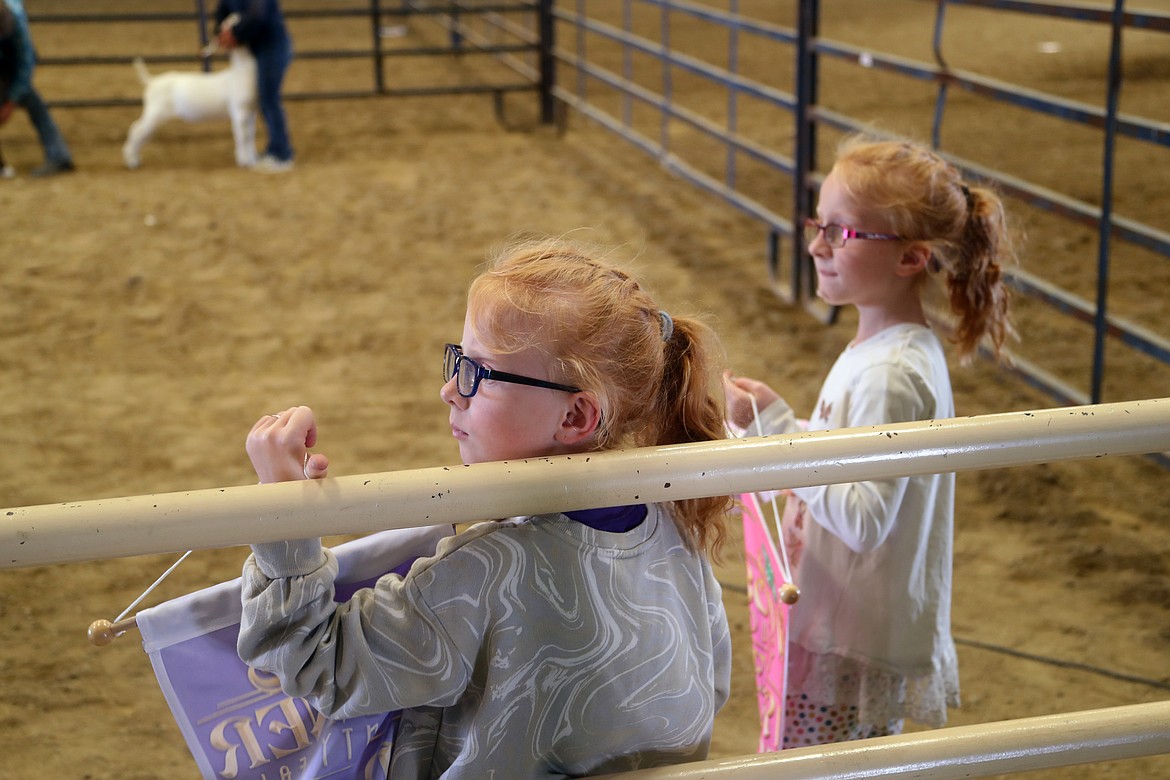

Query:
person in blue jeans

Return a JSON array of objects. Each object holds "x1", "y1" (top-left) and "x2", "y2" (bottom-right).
[
  {"x1": 216, "y1": 0, "x2": 294, "y2": 173},
  {"x1": 0, "y1": 0, "x2": 75, "y2": 178}
]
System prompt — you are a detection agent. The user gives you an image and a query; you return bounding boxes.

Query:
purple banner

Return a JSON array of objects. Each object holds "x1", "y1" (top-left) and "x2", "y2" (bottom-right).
[{"x1": 137, "y1": 527, "x2": 451, "y2": 780}]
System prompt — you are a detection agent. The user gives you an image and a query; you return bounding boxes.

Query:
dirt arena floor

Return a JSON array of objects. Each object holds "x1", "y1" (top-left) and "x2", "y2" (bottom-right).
[{"x1": 1, "y1": 2, "x2": 1168, "y2": 778}]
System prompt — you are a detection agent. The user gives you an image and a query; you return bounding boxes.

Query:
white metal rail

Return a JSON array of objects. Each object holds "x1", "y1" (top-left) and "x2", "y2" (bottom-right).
[
  {"x1": 2, "y1": 398, "x2": 1168, "y2": 569},
  {"x1": 593, "y1": 700, "x2": 1170, "y2": 778}
]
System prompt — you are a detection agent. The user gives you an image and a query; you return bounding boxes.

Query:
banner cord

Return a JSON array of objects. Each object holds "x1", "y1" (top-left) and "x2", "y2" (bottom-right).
[{"x1": 113, "y1": 549, "x2": 193, "y2": 624}]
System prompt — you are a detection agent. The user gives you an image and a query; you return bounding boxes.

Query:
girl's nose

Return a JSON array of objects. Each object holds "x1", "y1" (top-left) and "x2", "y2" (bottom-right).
[
  {"x1": 440, "y1": 375, "x2": 465, "y2": 407},
  {"x1": 807, "y1": 229, "x2": 831, "y2": 257}
]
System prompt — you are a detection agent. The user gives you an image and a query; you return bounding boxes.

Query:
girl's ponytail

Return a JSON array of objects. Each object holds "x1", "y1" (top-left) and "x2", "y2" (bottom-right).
[
  {"x1": 944, "y1": 184, "x2": 1016, "y2": 362},
  {"x1": 655, "y1": 313, "x2": 731, "y2": 560}
]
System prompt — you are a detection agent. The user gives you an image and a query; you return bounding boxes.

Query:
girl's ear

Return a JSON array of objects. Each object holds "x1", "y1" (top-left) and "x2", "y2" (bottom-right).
[
  {"x1": 897, "y1": 241, "x2": 932, "y2": 277},
  {"x1": 556, "y1": 392, "x2": 603, "y2": 446}
]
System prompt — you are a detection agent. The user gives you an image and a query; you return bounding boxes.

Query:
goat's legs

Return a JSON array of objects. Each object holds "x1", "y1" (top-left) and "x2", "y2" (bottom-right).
[
  {"x1": 229, "y1": 105, "x2": 258, "y2": 168},
  {"x1": 123, "y1": 109, "x2": 167, "y2": 169}
]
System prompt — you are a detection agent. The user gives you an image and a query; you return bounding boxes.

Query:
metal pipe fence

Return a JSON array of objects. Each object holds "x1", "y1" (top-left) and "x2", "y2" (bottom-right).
[
  {"x1": 28, "y1": 1, "x2": 551, "y2": 107},
  {"x1": 26, "y1": 1, "x2": 1170, "y2": 412},
  {"x1": 548, "y1": 0, "x2": 1170, "y2": 411},
  {"x1": 2, "y1": 399, "x2": 1169, "y2": 776}
]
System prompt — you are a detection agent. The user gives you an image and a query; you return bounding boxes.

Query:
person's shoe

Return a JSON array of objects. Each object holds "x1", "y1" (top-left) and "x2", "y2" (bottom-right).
[
  {"x1": 0, "y1": 164, "x2": 15, "y2": 179},
  {"x1": 30, "y1": 159, "x2": 75, "y2": 178},
  {"x1": 254, "y1": 155, "x2": 294, "y2": 174}
]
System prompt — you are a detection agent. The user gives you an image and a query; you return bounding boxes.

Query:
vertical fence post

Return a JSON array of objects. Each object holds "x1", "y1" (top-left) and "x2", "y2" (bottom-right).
[
  {"x1": 449, "y1": 0, "x2": 464, "y2": 51},
  {"x1": 1091, "y1": 0, "x2": 1125, "y2": 403},
  {"x1": 196, "y1": 0, "x2": 211, "y2": 72},
  {"x1": 659, "y1": 1, "x2": 672, "y2": 156},
  {"x1": 370, "y1": 0, "x2": 386, "y2": 93},
  {"x1": 930, "y1": 0, "x2": 950, "y2": 149},
  {"x1": 622, "y1": 0, "x2": 633, "y2": 127},
  {"x1": 725, "y1": 0, "x2": 740, "y2": 191},
  {"x1": 575, "y1": 0, "x2": 586, "y2": 101},
  {"x1": 792, "y1": 0, "x2": 819, "y2": 304},
  {"x1": 538, "y1": 0, "x2": 555, "y2": 124},
  {"x1": 767, "y1": 227, "x2": 781, "y2": 286}
]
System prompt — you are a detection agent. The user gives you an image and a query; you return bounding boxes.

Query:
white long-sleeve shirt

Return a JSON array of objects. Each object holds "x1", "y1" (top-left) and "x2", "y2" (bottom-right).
[{"x1": 757, "y1": 323, "x2": 959, "y2": 725}]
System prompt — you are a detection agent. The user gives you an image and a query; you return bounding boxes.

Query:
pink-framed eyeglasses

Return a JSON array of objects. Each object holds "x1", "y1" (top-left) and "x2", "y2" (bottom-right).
[{"x1": 803, "y1": 218, "x2": 902, "y2": 248}]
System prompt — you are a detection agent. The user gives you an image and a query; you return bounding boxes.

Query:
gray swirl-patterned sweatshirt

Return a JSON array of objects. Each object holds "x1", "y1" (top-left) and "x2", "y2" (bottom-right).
[{"x1": 239, "y1": 504, "x2": 731, "y2": 779}]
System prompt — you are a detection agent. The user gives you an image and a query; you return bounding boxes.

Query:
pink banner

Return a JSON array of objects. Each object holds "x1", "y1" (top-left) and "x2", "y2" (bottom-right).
[{"x1": 740, "y1": 493, "x2": 790, "y2": 752}]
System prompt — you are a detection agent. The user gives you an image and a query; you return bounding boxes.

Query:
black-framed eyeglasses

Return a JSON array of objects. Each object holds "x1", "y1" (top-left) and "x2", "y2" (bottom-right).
[
  {"x1": 803, "y1": 218, "x2": 902, "y2": 249},
  {"x1": 444, "y1": 343, "x2": 581, "y2": 398}
]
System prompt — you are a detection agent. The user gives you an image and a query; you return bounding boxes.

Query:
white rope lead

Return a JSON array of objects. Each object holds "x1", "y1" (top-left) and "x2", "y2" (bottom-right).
[
  {"x1": 113, "y1": 549, "x2": 193, "y2": 624},
  {"x1": 98, "y1": 451, "x2": 311, "y2": 640},
  {"x1": 746, "y1": 394, "x2": 795, "y2": 586}
]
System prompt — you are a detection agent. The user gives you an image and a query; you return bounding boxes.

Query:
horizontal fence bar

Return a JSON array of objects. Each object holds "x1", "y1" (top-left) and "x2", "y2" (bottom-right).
[
  {"x1": 594, "y1": 700, "x2": 1170, "y2": 779},
  {"x1": 940, "y1": 0, "x2": 1170, "y2": 32},
  {"x1": 994, "y1": 352, "x2": 1090, "y2": 407},
  {"x1": 562, "y1": 10, "x2": 796, "y2": 109},
  {"x1": 27, "y1": 4, "x2": 538, "y2": 24},
  {"x1": 551, "y1": 39, "x2": 793, "y2": 231},
  {"x1": 418, "y1": 4, "x2": 540, "y2": 82},
  {"x1": 957, "y1": 158, "x2": 1170, "y2": 258},
  {"x1": 553, "y1": 82, "x2": 791, "y2": 229},
  {"x1": 814, "y1": 37, "x2": 1170, "y2": 148},
  {"x1": 3, "y1": 398, "x2": 1168, "y2": 570},
  {"x1": 46, "y1": 83, "x2": 536, "y2": 111},
  {"x1": 1007, "y1": 269, "x2": 1170, "y2": 365},
  {"x1": 39, "y1": 44, "x2": 535, "y2": 69},
  {"x1": 637, "y1": 0, "x2": 798, "y2": 45}
]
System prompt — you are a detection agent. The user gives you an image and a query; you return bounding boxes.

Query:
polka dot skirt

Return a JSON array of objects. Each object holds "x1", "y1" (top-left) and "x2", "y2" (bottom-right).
[{"x1": 783, "y1": 693, "x2": 904, "y2": 748}]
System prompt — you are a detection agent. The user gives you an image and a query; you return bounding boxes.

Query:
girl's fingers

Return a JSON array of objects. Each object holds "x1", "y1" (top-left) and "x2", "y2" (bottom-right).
[
  {"x1": 247, "y1": 407, "x2": 322, "y2": 483},
  {"x1": 304, "y1": 452, "x2": 330, "y2": 480},
  {"x1": 250, "y1": 411, "x2": 285, "y2": 433}
]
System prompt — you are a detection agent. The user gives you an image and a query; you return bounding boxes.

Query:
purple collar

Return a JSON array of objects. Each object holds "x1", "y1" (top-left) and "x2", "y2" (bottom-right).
[{"x1": 565, "y1": 504, "x2": 648, "y2": 533}]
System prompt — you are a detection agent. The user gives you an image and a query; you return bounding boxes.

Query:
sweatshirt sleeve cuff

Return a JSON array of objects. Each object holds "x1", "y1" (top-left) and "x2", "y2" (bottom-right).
[{"x1": 248, "y1": 538, "x2": 328, "y2": 579}]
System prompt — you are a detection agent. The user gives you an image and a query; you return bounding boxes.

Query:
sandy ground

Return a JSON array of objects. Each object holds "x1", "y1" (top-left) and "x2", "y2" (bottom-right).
[{"x1": 1, "y1": 2, "x2": 1168, "y2": 778}]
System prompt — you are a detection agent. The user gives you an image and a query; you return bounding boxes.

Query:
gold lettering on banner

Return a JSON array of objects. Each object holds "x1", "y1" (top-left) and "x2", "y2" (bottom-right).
[
  {"x1": 208, "y1": 687, "x2": 396, "y2": 778},
  {"x1": 363, "y1": 740, "x2": 394, "y2": 780},
  {"x1": 256, "y1": 698, "x2": 313, "y2": 760},
  {"x1": 210, "y1": 715, "x2": 271, "y2": 778},
  {"x1": 247, "y1": 667, "x2": 285, "y2": 695},
  {"x1": 304, "y1": 700, "x2": 329, "y2": 740}
]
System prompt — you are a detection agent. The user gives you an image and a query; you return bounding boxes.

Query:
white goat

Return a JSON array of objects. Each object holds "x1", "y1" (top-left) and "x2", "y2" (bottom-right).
[{"x1": 122, "y1": 44, "x2": 258, "y2": 170}]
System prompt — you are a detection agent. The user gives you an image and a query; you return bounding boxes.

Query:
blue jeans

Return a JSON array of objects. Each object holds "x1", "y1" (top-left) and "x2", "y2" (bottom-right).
[
  {"x1": 254, "y1": 35, "x2": 293, "y2": 162},
  {"x1": 18, "y1": 86, "x2": 72, "y2": 166}
]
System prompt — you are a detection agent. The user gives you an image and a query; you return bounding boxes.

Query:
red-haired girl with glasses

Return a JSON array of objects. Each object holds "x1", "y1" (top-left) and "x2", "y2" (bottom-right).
[
  {"x1": 725, "y1": 134, "x2": 1018, "y2": 747},
  {"x1": 240, "y1": 237, "x2": 733, "y2": 778}
]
